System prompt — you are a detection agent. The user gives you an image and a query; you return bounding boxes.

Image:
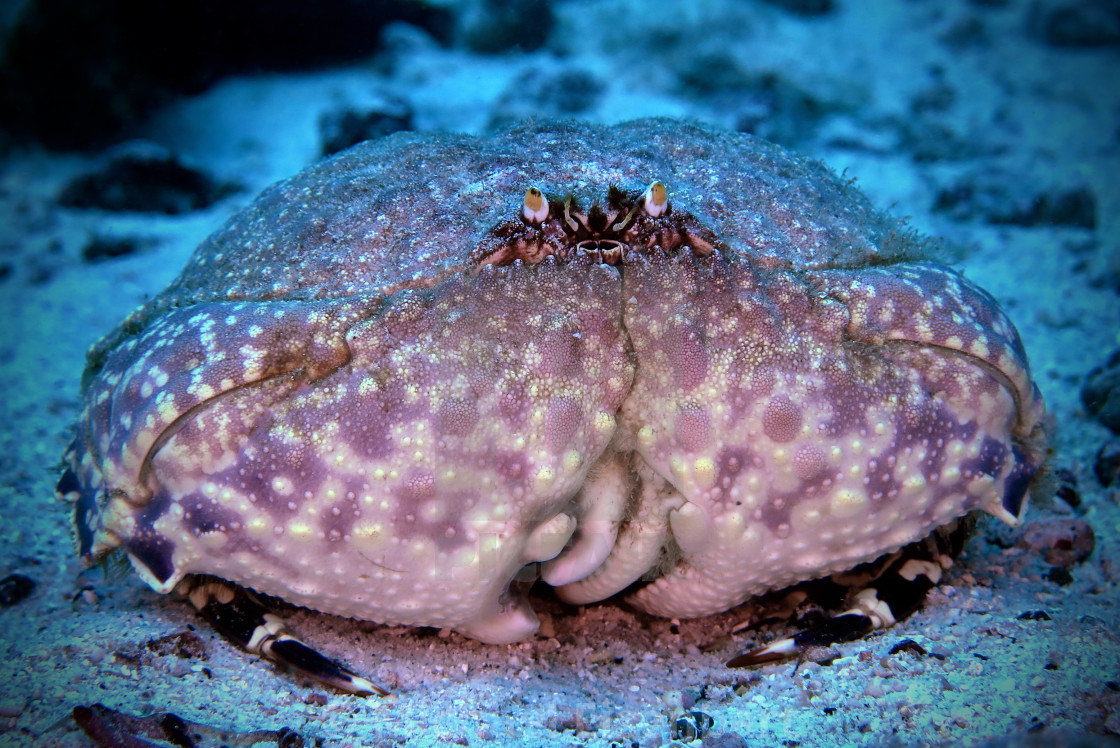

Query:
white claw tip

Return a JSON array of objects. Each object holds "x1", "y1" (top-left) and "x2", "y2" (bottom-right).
[
  {"x1": 522, "y1": 186, "x2": 549, "y2": 224},
  {"x1": 642, "y1": 180, "x2": 669, "y2": 217}
]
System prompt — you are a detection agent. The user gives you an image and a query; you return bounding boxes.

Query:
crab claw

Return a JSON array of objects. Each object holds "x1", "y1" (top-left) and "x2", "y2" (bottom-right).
[
  {"x1": 727, "y1": 519, "x2": 967, "y2": 668},
  {"x1": 186, "y1": 578, "x2": 388, "y2": 697}
]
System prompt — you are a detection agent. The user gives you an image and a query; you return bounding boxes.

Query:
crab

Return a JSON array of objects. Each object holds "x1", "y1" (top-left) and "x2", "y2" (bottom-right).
[{"x1": 59, "y1": 119, "x2": 1046, "y2": 695}]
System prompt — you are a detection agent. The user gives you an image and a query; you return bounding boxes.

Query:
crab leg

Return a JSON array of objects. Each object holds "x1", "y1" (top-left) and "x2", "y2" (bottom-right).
[
  {"x1": 184, "y1": 578, "x2": 388, "y2": 697},
  {"x1": 727, "y1": 519, "x2": 968, "y2": 667}
]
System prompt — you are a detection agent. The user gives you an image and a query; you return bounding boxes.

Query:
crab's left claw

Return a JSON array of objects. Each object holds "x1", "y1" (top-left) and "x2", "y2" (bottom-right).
[
  {"x1": 728, "y1": 520, "x2": 967, "y2": 668},
  {"x1": 186, "y1": 578, "x2": 388, "y2": 697}
]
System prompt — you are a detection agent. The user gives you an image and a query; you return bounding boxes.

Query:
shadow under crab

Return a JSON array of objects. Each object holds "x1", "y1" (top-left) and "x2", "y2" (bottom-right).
[{"x1": 58, "y1": 118, "x2": 1047, "y2": 693}]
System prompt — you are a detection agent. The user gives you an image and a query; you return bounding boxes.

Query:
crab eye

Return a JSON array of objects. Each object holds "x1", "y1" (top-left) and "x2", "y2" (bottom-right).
[
  {"x1": 641, "y1": 180, "x2": 669, "y2": 217},
  {"x1": 522, "y1": 187, "x2": 549, "y2": 225}
]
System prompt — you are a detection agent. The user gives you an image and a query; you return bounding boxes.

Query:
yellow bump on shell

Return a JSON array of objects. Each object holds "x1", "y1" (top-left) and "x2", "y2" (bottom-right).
[
  {"x1": 642, "y1": 180, "x2": 669, "y2": 217},
  {"x1": 638, "y1": 425, "x2": 655, "y2": 446},
  {"x1": 901, "y1": 474, "x2": 927, "y2": 496},
  {"x1": 693, "y1": 457, "x2": 716, "y2": 489},
  {"x1": 535, "y1": 465, "x2": 556, "y2": 491},
  {"x1": 246, "y1": 517, "x2": 269, "y2": 537},
  {"x1": 157, "y1": 399, "x2": 179, "y2": 425},
  {"x1": 831, "y1": 488, "x2": 869, "y2": 519},
  {"x1": 351, "y1": 521, "x2": 388, "y2": 552},
  {"x1": 522, "y1": 186, "x2": 549, "y2": 224},
  {"x1": 792, "y1": 503, "x2": 823, "y2": 526},
  {"x1": 563, "y1": 450, "x2": 583, "y2": 473},
  {"x1": 288, "y1": 521, "x2": 314, "y2": 541},
  {"x1": 594, "y1": 411, "x2": 616, "y2": 437}
]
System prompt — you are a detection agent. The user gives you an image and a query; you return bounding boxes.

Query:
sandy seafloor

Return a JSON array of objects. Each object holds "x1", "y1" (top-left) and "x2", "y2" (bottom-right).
[{"x1": 1, "y1": 1, "x2": 1119, "y2": 746}]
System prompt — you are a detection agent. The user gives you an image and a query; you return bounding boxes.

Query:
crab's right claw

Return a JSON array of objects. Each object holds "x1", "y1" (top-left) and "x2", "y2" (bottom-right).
[
  {"x1": 187, "y1": 578, "x2": 388, "y2": 697},
  {"x1": 728, "y1": 520, "x2": 967, "y2": 668}
]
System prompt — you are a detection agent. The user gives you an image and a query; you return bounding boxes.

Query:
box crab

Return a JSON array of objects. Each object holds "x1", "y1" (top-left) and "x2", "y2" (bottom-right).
[{"x1": 59, "y1": 119, "x2": 1046, "y2": 695}]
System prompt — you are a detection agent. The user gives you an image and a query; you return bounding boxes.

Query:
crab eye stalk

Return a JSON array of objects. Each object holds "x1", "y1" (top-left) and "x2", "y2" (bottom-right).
[
  {"x1": 641, "y1": 180, "x2": 669, "y2": 217},
  {"x1": 521, "y1": 186, "x2": 549, "y2": 225}
]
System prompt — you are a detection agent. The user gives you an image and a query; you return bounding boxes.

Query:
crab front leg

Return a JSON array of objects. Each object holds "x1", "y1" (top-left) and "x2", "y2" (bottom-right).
[
  {"x1": 183, "y1": 577, "x2": 388, "y2": 696},
  {"x1": 727, "y1": 518, "x2": 971, "y2": 667}
]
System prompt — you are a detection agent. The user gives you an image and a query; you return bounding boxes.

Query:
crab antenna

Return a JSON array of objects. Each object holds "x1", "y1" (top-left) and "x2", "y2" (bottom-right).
[{"x1": 562, "y1": 195, "x2": 579, "y2": 233}]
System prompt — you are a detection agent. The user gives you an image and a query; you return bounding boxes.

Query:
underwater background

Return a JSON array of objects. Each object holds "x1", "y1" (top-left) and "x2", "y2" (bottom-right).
[{"x1": 0, "y1": 0, "x2": 1118, "y2": 745}]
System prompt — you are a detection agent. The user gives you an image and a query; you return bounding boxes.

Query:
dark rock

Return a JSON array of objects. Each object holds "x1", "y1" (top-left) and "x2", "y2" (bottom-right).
[
  {"x1": 703, "y1": 732, "x2": 750, "y2": 748},
  {"x1": 544, "y1": 712, "x2": 595, "y2": 733},
  {"x1": 1094, "y1": 439, "x2": 1120, "y2": 486},
  {"x1": 58, "y1": 147, "x2": 237, "y2": 214},
  {"x1": 940, "y1": 14, "x2": 991, "y2": 48},
  {"x1": 676, "y1": 57, "x2": 847, "y2": 147},
  {"x1": 1046, "y1": 566, "x2": 1074, "y2": 585},
  {"x1": 145, "y1": 630, "x2": 207, "y2": 660},
  {"x1": 319, "y1": 96, "x2": 413, "y2": 157},
  {"x1": 0, "y1": 0, "x2": 452, "y2": 149},
  {"x1": 888, "y1": 639, "x2": 929, "y2": 657},
  {"x1": 1028, "y1": 0, "x2": 1120, "y2": 47},
  {"x1": 910, "y1": 78, "x2": 957, "y2": 115},
  {"x1": 456, "y1": 0, "x2": 553, "y2": 54},
  {"x1": 1053, "y1": 467, "x2": 1082, "y2": 508},
  {"x1": 1082, "y1": 349, "x2": 1120, "y2": 432},
  {"x1": 899, "y1": 119, "x2": 997, "y2": 162},
  {"x1": 0, "y1": 574, "x2": 34, "y2": 606},
  {"x1": 81, "y1": 235, "x2": 157, "y2": 263},
  {"x1": 489, "y1": 68, "x2": 604, "y2": 128},
  {"x1": 933, "y1": 170, "x2": 1097, "y2": 227},
  {"x1": 1015, "y1": 518, "x2": 1096, "y2": 567},
  {"x1": 759, "y1": 0, "x2": 836, "y2": 15}
]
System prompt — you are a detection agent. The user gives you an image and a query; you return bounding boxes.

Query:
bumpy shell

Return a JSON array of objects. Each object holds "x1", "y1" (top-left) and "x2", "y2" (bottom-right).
[{"x1": 62, "y1": 119, "x2": 1046, "y2": 643}]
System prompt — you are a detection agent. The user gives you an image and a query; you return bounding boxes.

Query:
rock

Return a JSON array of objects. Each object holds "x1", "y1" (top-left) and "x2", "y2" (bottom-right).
[
  {"x1": 58, "y1": 145, "x2": 237, "y2": 214},
  {"x1": 319, "y1": 96, "x2": 413, "y2": 157},
  {"x1": 1093, "y1": 439, "x2": 1120, "y2": 487},
  {"x1": 81, "y1": 235, "x2": 158, "y2": 263},
  {"x1": 703, "y1": 731, "x2": 750, "y2": 748},
  {"x1": 759, "y1": 0, "x2": 836, "y2": 15},
  {"x1": 900, "y1": 119, "x2": 998, "y2": 162},
  {"x1": 1014, "y1": 518, "x2": 1096, "y2": 568},
  {"x1": 0, "y1": 0, "x2": 451, "y2": 149},
  {"x1": 674, "y1": 55, "x2": 848, "y2": 147},
  {"x1": 1027, "y1": 0, "x2": 1120, "y2": 47},
  {"x1": 1082, "y1": 349, "x2": 1120, "y2": 433},
  {"x1": 933, "y1": 170, "x2": 1097, "y2": 227},
  {"x1": 489, "y1": 68, "x2": 604, "y2": 127},
  {"x1": 0, "y1": 574, "x2": 35, "y2": 606},
  {"x1": 456, "y1": 0, "x2": 554, "y2": 54}
]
